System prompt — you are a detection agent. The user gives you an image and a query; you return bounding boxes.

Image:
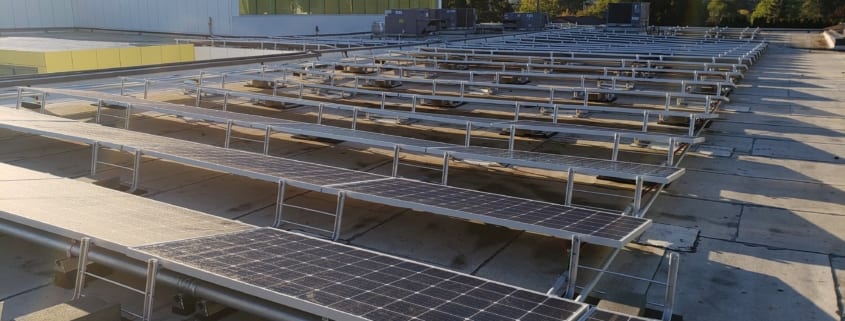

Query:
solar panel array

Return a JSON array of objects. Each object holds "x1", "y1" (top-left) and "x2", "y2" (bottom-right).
[
  {"x1": 0, "y1": 108, "x2": 651, "y2": 248},
  {"x1": 135, "y1": 228, "x2": 590, "y2": 321},
  {"x1": 334, "y1": 178, "x2": 650, "y2": 247},
  {"x1": 25, "y1": 87, "x2": 690, "y2": 186}
]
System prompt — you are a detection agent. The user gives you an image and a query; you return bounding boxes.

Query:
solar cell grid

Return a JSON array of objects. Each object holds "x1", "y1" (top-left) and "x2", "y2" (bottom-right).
[{"x1": 136, "y1": 228, "x2": 588, "y2": 321}]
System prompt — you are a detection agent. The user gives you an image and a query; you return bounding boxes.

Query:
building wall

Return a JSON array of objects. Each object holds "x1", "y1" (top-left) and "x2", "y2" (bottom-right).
[
  {"x1": 230, "y1": 14, "x2": 383, "y2": 36},
  {"x1": 0, "y1": 0, "x2": 399, "y2": 36},
  {"x1": 0, "y1": 0, "x2": 75, "y2": 29},
  {"x1": 70, "y1": 0, "x2": 236, "y2": 35}
]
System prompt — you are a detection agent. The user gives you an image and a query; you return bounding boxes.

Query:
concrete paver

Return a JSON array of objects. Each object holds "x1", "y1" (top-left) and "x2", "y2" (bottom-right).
[
  {"x1": 648, "y1": 195, "x2": 742, "y2": 240},
  {"x1": 148, "y1": 174, "x2": 277, "y2": 219},
  {"x1": 0, "y1": 234, "x2": 57, "y2": 300},
  {"x1": 737, "y1": 205, "x2": 845, "y2": 256},
  {"x1": 683, "y1": 155, "x2": 845, "y2": 186},
  {"x1": 648, "y1": 238, "x2": 839, "y2": 321},
  {"x1": 667, "y1": 170, "x2": 845, "y2": 214},
  {"x1": 751, "y1": 139, "x2": 845, "y2": 164}
]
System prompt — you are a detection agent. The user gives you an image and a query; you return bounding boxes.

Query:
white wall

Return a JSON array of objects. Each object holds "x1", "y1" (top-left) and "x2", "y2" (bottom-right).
[
  {"x1": 70, "y1": 0, "x2": 235, "y2": 35},
  {"x1": 0, "y1": 0, "x2": 382, "y2": 36},
  {"x1": 230, "y1": 14, "x2": 383, "y2": 36},
  {"x1": 0, "y1": 0, "x2": 75, "y2": 29}
]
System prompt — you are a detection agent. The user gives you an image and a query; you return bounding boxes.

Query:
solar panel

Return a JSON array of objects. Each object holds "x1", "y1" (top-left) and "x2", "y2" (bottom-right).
[
  {"x1": 32, "y1": 87, "x2": 299, "y2": 127},
  {"x1": 0, "y1": 109, "x2": 385, "y2": 188},
  {"x1": 274, "y1": 123, "x2": 456, "y2": 152},
  {"x1": 31, "y1": 87, "x2": 458, "y2": 153},
  {"x1": 0, "y1": 177, "x2": 252, "y2": 248},
  {"x1": 134, "y1": 228, "x2": 590, "y2": 321},
  {"x1": 333, "y1": 178, "x2": 650, "y2": 247},
  {"x1": 585, "y1": 309, "x2": 657, "y2": 321},
  {"x1": 513, "y1": 120, "x2": 705, "y2": 144},
  {"x1": 436, "y1": 146, "x2": 684, "y2": 184}
]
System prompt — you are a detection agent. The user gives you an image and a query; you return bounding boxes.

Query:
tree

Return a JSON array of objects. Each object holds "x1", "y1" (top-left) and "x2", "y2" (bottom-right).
[
  {"x1": 469, "y1": 0, "x2": 514, "y2": 22},
  {"x1": 750, "y1": 0, "x2": 781, "y2": 25},
  {"x1": 580, "y1": 0, "x2": 620, "y2": 17},
  {"x1": 799, "y1": 0, "x2": 823, "y2": 22},
  {"x1": 707, "y1": 0, "x2": 729, "y2": 25},
  {"x1": 517, "y1": 0, "x2": 563, "y2": 17}
]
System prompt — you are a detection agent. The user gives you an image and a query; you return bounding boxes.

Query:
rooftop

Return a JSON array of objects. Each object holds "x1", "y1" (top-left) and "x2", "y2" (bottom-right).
[{"x1": 0, "y1": 27, "x2": 842, "y2": 321}]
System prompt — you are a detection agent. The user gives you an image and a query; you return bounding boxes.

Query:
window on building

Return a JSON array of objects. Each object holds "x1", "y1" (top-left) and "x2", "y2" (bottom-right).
[{"x1": 239, "y1": 0, "x2": 437, "y2": 15}]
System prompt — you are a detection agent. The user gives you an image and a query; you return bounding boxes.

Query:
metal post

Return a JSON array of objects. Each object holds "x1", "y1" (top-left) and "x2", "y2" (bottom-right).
[
  {"x1": 125, "y1": 103, "x2": 132, "y2": 129},
  {"x1": 142, "y1": 259, "x2": 159, "y2": 321},
  {"x1": 411, "y1": 96, "x2": 417, "y2": 113},
  {"x1": 298, "y1": 83, "x2": 304, "y2": 99},
  {"x1": 195, "y1": 87, "x2": 202, "y2": 107},
  {"x1": 222, "y1": 93, "x2": 229, "y2": 111},
  {"x1": 508, "y1": 125, "x2": 516, "y2": 151},
  {"x1": 552, "y1": 104, "x2": 559, "y2": 124},
  {"x1": 272, "y1": 83, "x2": 278, "y2": 96},
  {"x1": 464, "y1": 122, "x2": 472, "y2": 147},
  {"x1": 317, "y1": 104, "x2": 324, "y2": 124},
  {"x1": 549, "y1": 88, "x2": 555, "y2": 105},
  {"x1": 72, "y1": 237, "x2": 91, "y2": 300},
  {"x1": 642, "y1": 110, "x2": 649, "y2": 132},
  {"x1": 129, "y1": 150, "x2": 142, "y2": 193},
  {"x1": 224, "y1": 120, "x2": 233, "y2": 149},
  {"x1": 440, "y1": 153, "x2": 452, "y2": 185},
  {"x1": 90, "y1": 142, "x2": 99, "y2": 177},
  {"x1": 39, "y1": 92, "x2": 47, "y2": 113},
  {"x1": 633, "y1": 176, "x2": 643, "y2": 212},
  {"x1": 459, "y1": 81, "x2": 465, "y2": 98},
  {"x1": 582, "y1": 89, "x2": 588, "y2": 107},
  {"x1": 565, "y1": 169, "x2": 575, "y2": 206},
  {"x1": 15, "y1": 87, "x2": 22, "y2": 109},
  {"x1": 688, "y1": 114, "x2": 697, "y2": 137},
  {"x1": 120, "y1": 77, "x2": 126, "y2": 96},
  {"x1": 564, "y1": 235, "x2": 581, "y2": 299},
  {"x1": 513, "y1": 102, "x2": 520, "y2": 122},
  {"x1": 332, "y1": 192, "x2": 347, "y2": 241},
  {"x1": 143, "y1": 80, "x2": 150, "y2": 99},
  {"x1": 221, "y1": 74, "x2": 227, "y2": 89},
  {"x1": 391, "y1": 145, "x2": 401, "y2": 177},
  {"x1": 667, "y1": 138, "x2": 676, "y2": 166},
  {"x1": 273, "y1": 180, "x2": 286, "y2": 228},
  {"x1": 95, "y1": 100, "x2": 103, "y2": 124},
  {"x1": 263, "y1": 126, "x2": 272, "y2": 155},
  {"x1": 662, "y1": 253, "x2": 680, "y2": 321},
  {"x1": 611, "y1": 133, "x2": 621, "y2": 161}
]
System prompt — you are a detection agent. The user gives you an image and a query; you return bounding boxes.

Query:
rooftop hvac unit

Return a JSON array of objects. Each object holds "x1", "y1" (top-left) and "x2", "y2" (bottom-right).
[
  {"x1": 384, "y1": 9, "x2": 443, "y2": 36},
  {"x1": 607, "y1": 2, "x2": 650, "y2": 28},
  {"x1": 503, "y1": 12, "x2": 548, "y2": 31},
  {"x1": 434, "y1": 8, "x2": 477, "y2": 29}
]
